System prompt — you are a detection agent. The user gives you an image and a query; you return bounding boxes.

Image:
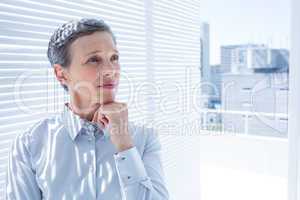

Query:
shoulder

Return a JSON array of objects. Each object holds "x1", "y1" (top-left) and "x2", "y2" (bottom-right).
[
  {"x1": 128, "y1": 121, "x2": 161, "y2": 155},
  {"x1": 11, "y1": 114, "x2": 60, "y2": 155}
]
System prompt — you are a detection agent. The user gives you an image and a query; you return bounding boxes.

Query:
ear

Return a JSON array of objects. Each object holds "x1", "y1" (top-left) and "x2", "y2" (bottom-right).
[{"x1": 53, "y1": 64, "x2": 70, "y2": 88}]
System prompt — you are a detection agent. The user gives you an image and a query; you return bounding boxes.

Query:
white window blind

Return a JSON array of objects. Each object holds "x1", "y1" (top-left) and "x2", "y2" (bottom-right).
[
  {"x1": 149, "y1": 1, "x2": 202, "y2": 199},
  {"x1": 0, "y1": 0, "x2": 201, "y2": 199}
]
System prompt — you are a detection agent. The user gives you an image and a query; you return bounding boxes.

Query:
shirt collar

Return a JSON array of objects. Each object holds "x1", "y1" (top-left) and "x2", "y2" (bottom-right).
[{"x1": 61, "y1": 102, "x2": 108, "y2": 141}]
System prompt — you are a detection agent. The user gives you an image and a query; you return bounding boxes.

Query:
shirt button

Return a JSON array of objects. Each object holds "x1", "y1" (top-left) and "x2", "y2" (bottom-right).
[{"x1": 91, "y1": 125, "x2": 96, "y2": 132}]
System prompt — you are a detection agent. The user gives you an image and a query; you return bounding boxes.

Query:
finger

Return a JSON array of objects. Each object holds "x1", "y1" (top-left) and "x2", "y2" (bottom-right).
[
  {"x1": 97, "y1": 112, "x2": 108, "y2": 128},
  {"x1": 97, "y1": 119, "x2": 106, "y2": 128},
  {"x1": 91, "y1": 108, "x2": 106, "y2": 128},
  {"x1": 98, "y1": 105, "x2": 109, "y2": 123},
  {"x1": 101, "y1": 115, "x2": 109, "y2": 124},
  {"x1": 91, "y1": 108, "x2": 99, "y2": 123}
]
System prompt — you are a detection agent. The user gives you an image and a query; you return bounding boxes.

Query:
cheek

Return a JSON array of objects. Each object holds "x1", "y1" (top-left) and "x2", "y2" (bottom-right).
[
  {"x1": 70, "y1": 69, "x2": 98, "y2": 92},
  {"x1": 73, "y1": 69, "x2": 97, "y2": 85},
  {"x1": 78, "y1": 68, "x2": 98, "y2": 81}
]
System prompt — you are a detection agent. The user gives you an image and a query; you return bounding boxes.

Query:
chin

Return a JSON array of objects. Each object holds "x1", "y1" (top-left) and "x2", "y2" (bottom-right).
[{"x1": 95, "y1": 92, "x2": 116, "y2": 104}]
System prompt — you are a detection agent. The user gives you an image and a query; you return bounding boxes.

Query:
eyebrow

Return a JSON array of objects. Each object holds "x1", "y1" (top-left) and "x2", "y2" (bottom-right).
[{"x1": 85, "y1": 49, "x2": 119, "y2": 56}]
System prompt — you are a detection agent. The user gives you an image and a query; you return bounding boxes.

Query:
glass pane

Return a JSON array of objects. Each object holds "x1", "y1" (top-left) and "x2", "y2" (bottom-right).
[{"x1": 199, "y1": 0, "x2": 289, "y2": 199}]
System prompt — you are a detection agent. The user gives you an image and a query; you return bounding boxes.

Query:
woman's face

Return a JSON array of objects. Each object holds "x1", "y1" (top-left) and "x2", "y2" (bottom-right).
[{"x1": 56, "y1": 31, "x2": 120, "y2": 112}]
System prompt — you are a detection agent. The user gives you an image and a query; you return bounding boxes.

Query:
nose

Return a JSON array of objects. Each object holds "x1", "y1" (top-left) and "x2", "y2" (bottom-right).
[{"x1": 101, "y1": 60, "x2": 119, "y2": 78}]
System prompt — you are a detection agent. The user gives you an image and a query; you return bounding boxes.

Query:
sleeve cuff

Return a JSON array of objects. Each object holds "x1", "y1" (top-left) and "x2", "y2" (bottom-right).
[{"x1": 114, "y1": 146, "x2": 149, "y2": 187}]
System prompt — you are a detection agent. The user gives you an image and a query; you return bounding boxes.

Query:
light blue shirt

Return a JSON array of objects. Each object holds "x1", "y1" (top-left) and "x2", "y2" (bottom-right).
[{"x1": 6, "y1": 103, "x2": 169, "y2": 200}]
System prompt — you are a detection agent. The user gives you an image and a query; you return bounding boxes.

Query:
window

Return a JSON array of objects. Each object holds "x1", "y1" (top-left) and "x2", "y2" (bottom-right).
[{"x1": 199, "y1": 0, "x2": 289, "y2": 199}]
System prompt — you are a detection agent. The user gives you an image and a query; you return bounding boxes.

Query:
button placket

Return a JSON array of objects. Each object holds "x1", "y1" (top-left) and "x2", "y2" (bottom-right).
[
  {"x1": 84, "y1": 123, "x2": 97, "y2": 142},
  {"x1": 82, "y1": 122, "x2": 97, "y2": 193},
  {"x1": 87, "y1": 124, "x2": 95, "y2": 133},
  {"x1": 89, "y1": 138, "x2": 97, "y2": 197},
  {"x1": 88, "y1": 134, "x2": 93, "y2": 142}
]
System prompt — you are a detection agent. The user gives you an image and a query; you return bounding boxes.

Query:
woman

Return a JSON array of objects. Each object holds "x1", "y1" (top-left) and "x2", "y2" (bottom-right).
[{"x1": 6, "y1": 18, "x2": 169, "y2": 200}]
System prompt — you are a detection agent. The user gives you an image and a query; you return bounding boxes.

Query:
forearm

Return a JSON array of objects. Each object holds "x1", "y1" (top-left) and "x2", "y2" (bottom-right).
[{"x1": 114, "y1": 147, "x2": 169, "y2": 200}]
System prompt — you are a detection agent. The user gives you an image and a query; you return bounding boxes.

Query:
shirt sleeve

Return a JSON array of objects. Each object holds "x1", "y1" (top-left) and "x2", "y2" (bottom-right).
[
  {"x1": 6, "y1": 133, "x2": 42, "y2": 200},
  {"x1": 113, "y1": 127, "x2": 169, "y2": 200}
]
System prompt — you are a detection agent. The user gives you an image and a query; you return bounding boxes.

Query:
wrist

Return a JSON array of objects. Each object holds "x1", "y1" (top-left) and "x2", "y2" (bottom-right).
[{"x1": 116, "y1": 142, "x2": 134, "y2": 152}]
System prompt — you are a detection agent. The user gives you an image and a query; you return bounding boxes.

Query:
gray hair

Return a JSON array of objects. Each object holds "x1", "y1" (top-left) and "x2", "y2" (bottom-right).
[{"x1": 47, "y1": 18, "x2": 116, "y2": 91}]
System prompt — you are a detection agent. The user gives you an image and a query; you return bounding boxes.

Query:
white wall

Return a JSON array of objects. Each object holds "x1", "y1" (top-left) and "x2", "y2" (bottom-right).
[
  {"x1": 288, "y1": 0, "x2": 300, "y2": 199},
  {"x1": 199, "y1": 134, "x2": 288, "y2": 200}
]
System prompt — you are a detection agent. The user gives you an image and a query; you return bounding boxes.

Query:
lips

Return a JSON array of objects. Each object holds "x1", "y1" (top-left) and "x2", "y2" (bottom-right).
[{"x1": 98, "y1": 82, "x2": 117, "y2": 89}]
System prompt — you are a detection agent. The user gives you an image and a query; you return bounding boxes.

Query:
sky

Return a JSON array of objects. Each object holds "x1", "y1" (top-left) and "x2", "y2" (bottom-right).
[{"x1": 199, "y1": 0, "x2": 290, "y2": 64}]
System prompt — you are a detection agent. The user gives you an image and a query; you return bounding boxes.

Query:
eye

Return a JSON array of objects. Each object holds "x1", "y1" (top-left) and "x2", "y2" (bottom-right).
[
  {"x1": 87, "y1": 56, "x2": 101, "y2": 64},
  {"x1": 111, "y1": 54, "x2": 119, "y2": 63}
]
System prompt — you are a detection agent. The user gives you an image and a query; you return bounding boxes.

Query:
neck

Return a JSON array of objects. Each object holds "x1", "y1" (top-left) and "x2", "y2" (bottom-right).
[{"x1": 66, "y1": 101, "x2": 100, "y2": 122}]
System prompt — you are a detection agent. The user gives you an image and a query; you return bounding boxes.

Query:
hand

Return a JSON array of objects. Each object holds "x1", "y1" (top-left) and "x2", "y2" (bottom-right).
[{"x1": 91, "y1": 102, "x2": 134, "y2": 152}]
